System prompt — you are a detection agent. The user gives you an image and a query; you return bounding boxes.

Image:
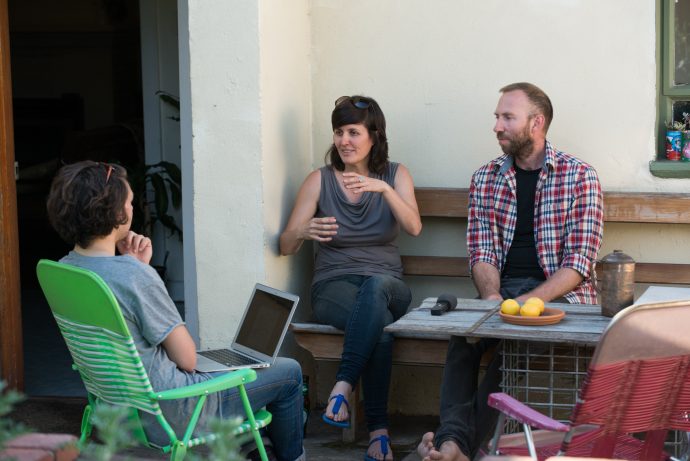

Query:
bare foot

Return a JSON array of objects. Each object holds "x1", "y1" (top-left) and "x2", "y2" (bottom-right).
[
  {"x1": 324, "y1": 381, "x2": 352, "y2": 423},
  {"x1": 367, "y1": 428, "x2": 393, "y2": 460},
  {"x1": 417, "y1": 432, "x2": 435, "y2": 459},
  {"x1": 417, "y1": 433, "x2": 469, "y2": 461}
]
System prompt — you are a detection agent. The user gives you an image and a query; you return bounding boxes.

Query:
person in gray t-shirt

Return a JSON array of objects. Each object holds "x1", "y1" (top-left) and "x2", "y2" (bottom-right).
[
  {"x1": 46, "y1": 161, "x2": 304, "y2": 461},
  {"x1": 280, "y1": 95, "x2": 422, "y2": 461}
]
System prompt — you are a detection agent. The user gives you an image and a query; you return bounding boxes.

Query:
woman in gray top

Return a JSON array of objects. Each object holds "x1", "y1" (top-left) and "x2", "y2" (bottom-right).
[
  {"x1": 280, "y1": 96, "x2": 422, "y2": 461},
  {"x1": 47, "y1": 161, "x2": 305, "y2": 461}
]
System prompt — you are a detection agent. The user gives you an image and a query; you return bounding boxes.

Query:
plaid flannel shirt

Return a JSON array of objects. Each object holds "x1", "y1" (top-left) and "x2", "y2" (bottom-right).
[{"x1": 467, "y1": 141, "x2": 603, "y2": 304}]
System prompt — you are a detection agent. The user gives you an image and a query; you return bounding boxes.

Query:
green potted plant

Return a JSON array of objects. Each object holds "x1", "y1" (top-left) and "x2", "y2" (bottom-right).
[
  {"x1": 127, "y1": 160, "x2": 182, "y2": 241},
  {"x1": 129, "y1": 90, "x2": 183, "y2": 240}
]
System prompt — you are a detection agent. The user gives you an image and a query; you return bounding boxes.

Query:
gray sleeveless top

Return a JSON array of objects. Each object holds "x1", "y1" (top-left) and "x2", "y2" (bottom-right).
[{"x1": 312, "y1": 162, "x2": 403, "y2": 284}]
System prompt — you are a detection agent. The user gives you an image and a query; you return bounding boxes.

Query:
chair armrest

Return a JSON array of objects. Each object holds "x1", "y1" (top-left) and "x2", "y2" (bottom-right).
[
  {"x1": 487, "y1": 393, "x2": 569, "y2": 432},
  {"x1": 153, "y1": 368, "x2": 257, "y2": 401}
]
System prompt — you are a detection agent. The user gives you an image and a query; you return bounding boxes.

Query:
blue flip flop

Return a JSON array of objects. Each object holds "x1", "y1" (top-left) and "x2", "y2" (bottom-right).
[
  {"x1": 364, "y1": 434, "x2": 390, "y2": 461},
  {"x1": 321, "y1": 393, "x2": 351, "y2": 428}
]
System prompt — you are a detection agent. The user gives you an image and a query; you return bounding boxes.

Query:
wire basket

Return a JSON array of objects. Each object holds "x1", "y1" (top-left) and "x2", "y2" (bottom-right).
[{"x1": 499, "y1": 339, "x2": 687, "y2": 459}]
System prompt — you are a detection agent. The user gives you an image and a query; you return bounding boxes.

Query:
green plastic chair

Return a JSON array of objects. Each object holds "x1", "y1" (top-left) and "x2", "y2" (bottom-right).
[{"x1": 36, "y1": 259, "x2": 272, "y2": 461}]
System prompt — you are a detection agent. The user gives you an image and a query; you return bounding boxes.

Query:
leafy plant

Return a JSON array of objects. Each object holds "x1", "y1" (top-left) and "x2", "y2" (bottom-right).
[
  {"x1": 189, "y1": 417, "x2": 247, "y2": 461},
  {"x1": 128, "y1": 160, "x2": 183, "y2": 240},
  {"x1": 0, "y1": 381, "x2": 26, "y2": 450},
  {"x1": 125, "y1": 91, "x2": 184, "y2": 241},
  {"x1": 81, "y1": 405, "x2": 136, "y2": 461},
  {"x1": 157, "y1": 91, "x2": 180, "y2": 121},
  {"x1": 667, "y1": 120, "x2": 686, "y2": 131},
  {"x1": 0, "y1": 382, "x2": 245, "y2": 461},
  {"x1": 666, "y1": 113, "x2": 690, "y2": 132}
]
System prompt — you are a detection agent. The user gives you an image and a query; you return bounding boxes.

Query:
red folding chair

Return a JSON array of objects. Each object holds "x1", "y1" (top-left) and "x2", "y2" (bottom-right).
[{"x1": 485, "y1": 300, "x2": 690, "y2": 460}]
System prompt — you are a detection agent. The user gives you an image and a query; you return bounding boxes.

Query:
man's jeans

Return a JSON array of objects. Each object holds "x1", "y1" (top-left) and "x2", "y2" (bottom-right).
[
  {"x1": 214, "y1": 357, "x2": 304, "y2": 461},
  {"x1": 434, "y1": 277, "x2": 550, "y2": 458},
  {"x1": 312, "y1": 274, "x2": 411, "y2": 431}
]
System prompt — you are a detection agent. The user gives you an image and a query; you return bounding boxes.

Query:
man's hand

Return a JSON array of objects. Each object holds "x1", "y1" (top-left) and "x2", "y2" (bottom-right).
[{"x1": 116, "y1": 231, "x2": 153, "y2": 265}]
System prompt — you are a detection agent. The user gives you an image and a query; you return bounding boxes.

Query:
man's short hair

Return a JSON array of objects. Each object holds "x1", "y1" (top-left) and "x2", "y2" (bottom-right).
[{"x1": 500, "y1": 82, "x2": 553, "y2": 133}]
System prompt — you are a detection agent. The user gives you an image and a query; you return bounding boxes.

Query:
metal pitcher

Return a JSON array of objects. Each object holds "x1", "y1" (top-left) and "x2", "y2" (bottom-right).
[{"x1": 593, "y1": 250, "x2": 636, "y2": 317}]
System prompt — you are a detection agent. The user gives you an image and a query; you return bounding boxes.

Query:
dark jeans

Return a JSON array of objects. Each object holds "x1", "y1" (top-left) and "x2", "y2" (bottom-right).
[
  {"x1": 213, "y1": 357, "x2": 304, "y2": 461},
  {"x1": 434, "y1": 276, "x2": 555, "y2": 458},
  {"x1": 311, "y1": 274, "x2": 411, "y2": 431}
]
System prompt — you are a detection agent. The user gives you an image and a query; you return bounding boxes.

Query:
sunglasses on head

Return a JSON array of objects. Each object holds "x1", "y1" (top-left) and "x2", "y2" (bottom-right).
[
  {"x1": 100, "y1": 162, "x2": 114, "y2": 185},
  {"x1": 334, "y1": 96, "x2": 372, "y2": 110}
]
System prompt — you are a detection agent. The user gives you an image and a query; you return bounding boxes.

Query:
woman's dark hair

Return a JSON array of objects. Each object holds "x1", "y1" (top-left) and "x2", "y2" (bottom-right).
[
  {"x1": 46, "y1": 160, "x2": 130, "y2": 248},
  {"x1": 325, "y1": 95, "x2": 389, "y2": 175}
]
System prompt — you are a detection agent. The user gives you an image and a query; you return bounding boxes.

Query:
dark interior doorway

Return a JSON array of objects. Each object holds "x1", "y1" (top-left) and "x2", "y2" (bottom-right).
[{"x1": 10, "y1": 0, "x2": 143, "y2": 396}]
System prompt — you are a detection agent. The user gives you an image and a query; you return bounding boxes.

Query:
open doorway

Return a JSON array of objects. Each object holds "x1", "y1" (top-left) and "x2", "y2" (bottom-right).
[{"x1": 9, "y1": 0, "x2": 182, "y2": 396}]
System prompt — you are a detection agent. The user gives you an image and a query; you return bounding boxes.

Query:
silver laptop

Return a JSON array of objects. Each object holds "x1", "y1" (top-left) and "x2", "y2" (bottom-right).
[{"x1": 194, "y1": 283, "x2": 299, "y2": 373}]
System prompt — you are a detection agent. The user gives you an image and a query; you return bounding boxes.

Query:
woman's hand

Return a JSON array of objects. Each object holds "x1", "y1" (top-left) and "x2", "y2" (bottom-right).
[
  {"x1": 300, "y1": 217, "x2": 338, "y2": 242},
  {"x1": 280, "y1": 170, "x2": 325, "y2": 255},
  {"x1": 116, "y1": 231, "x2": 153, "y2": 264},
  {"x1": 342, "y1": 172, "x2": 390, "y2": 195}
]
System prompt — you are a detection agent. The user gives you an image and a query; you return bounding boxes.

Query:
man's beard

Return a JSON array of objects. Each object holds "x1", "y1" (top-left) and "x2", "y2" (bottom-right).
[{"x1": 498, "y1": 125, "x2": 533, "y2": 159}]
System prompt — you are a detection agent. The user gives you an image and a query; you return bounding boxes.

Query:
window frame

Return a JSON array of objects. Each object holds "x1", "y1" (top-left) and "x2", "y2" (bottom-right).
[{"x1": 652, "y1": 0, "x2": 690, "y2": 177}]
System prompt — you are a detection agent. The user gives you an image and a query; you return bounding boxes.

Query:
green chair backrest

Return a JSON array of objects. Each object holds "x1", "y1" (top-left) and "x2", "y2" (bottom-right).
[
  {"x1": 36, "y1": 259, "x2": 160, "y2": 415},
  {"x1": 36, "y1": 259, "x2": 273, "y2": 461}
]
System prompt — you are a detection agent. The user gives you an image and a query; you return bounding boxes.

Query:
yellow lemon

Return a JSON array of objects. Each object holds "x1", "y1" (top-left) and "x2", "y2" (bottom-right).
[
  {"x1": 500, "y1": 299, "x2": 520, "y2": 315},
  {"x1": 524, "y1": 297, "x2": 545, "y2": 314},
  {"x1": 520, "y1": 303, "x2": 541, "y2": 317}
]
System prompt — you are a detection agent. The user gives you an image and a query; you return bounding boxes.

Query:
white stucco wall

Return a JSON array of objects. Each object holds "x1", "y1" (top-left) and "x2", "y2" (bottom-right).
[
  {"x1": 259, "y1": 0, "x2": 314, "y2": 314},
  {"x1": 182, "y1": 1, "x2": 264, "y2": 348},
  {"x1": 309, "y1": 0, "x2": 690, "y2": 308},
  {"x1": 180, "y1": 0, "x2": 687, "y2": 366},
  {"x1": 180, "y1": 1, "x2": 313, "y2": 347},
  {"x1": 178, "y1": 0, "x2": 688, "y2": 413},
  {"x1": 310, "y1": 0, "x2": 666, "y2": 191}
]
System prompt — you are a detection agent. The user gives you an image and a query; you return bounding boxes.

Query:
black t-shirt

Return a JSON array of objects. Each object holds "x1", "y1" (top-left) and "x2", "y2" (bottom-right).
[{"x1": 502, "y1": 165, "x2": 546, "y2": 280}]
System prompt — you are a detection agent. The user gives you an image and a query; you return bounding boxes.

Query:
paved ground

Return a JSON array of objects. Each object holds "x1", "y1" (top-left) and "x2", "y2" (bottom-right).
[{"x1": 8, "y1": 396, "x2": 433, "y2": 460}]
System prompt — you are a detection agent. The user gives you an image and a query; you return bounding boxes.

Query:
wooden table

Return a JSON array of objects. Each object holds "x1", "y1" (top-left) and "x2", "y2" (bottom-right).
[
  {"x1": 386, "y1": 296, "x2": 687, "y2": 455},
  {"x1": 385, "y1": 297, "x2": 610, "y2": 427},
  {"x1": 385, "y1": 297, "x2": 610, "y2": 345}
]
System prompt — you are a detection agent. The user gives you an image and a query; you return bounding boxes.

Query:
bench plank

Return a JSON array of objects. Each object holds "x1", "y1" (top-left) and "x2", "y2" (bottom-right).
[
  {"x1": 603, "y1": 192, "x2": 690, "y2": 224},
  {"x1": 416, "y1": 187, "x2": 469, "y2": 217},
  {"x1": 415, "y1": 187, "x2": 690, "y2": 224},
  {"x1": 291, "y1": 322, "x2": 448, "y2": 365},
  {"x1": 401, "y1": 255, "x2": 469, "y2": 277},
  {"x1": 634, "y1": 262, "x2": 690, "y2": 284},
  {"x1": 401, "y1": 256, "x2": 690, "y2": 285}
]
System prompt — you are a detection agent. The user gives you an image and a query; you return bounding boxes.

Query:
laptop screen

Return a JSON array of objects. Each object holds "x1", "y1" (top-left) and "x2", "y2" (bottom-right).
[{"x1": 234, "y1": 285, "x2": 297, "y2": 357}]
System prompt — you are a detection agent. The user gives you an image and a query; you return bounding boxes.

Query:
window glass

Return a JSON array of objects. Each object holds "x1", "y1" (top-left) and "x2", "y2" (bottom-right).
[
  {"x1": 672, "y1": 100, "x2": 690, "y2": 123},
  {"x1": 674, "y1": 0, "x2": 690, "y2": 86}
]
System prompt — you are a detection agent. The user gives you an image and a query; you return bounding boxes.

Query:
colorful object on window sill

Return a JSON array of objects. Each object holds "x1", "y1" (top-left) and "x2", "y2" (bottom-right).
[
  {"x1": 666, "y1": 130, "x2": 683, "y2": 160},
  {"x1": 683, "y1": 132, "x2": 690, "y2": 161}
]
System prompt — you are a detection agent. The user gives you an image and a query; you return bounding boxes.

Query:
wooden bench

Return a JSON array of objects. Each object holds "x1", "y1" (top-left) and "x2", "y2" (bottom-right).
[
  {"x1": 402, "y1": 188, "x2": 690, "y2": 283},
  {"x1": 291, "y1": 187, "x2": 690, "y2": 441}
]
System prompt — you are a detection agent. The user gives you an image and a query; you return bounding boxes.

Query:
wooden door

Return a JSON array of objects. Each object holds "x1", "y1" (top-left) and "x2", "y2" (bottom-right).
[{"x1": 0, "y1": 0, "x2": 24, "y2": 391}]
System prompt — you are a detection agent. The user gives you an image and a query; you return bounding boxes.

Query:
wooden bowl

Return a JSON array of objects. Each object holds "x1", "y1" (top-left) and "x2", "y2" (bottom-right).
[{"x1": 499, "y1": 307, "x2": 566, "y2": 326}]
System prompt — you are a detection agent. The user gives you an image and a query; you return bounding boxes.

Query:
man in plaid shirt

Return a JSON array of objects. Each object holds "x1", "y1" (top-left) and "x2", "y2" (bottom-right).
[{"x1": 419, "y1": 82, "x2": 603, "y2": 461}]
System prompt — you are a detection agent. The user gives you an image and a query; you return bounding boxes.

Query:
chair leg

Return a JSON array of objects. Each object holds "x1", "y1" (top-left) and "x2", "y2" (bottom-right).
[
  {"x1": 487, "y1": 412, "x2": 506, "y2": 455},
  {"x1": 170, "y1": 441, "x2": 187, "y2": 461},
  {"x1": 238, "y1": 384, "x2": 269, "y2": 461},
  {"x1": 78, "y1": 404, "x2": 93, "y2": 447}
]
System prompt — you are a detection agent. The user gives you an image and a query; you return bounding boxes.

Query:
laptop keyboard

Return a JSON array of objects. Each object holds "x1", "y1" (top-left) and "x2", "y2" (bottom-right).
[{"x1": 199, "y1": 349, "x2": 260, "y2": 367}]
